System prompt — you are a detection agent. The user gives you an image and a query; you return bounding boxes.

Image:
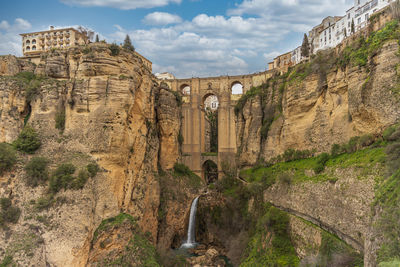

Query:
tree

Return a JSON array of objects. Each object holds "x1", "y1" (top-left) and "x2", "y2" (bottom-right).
[
  {"x1": 77, "y1": 26, "x2": 94, "y2": 44},
  {"x1": 95, "y1": 34, "x2": 99, "y2": 42},
  {"x1": 123, "y1": 34, "x2": 135, "y2": 52},
  {"x1": 351, "y1": 19, "x2": 355, "y2": 34},
  {"x1": 301, "y1": 33, "x2": 310, "y2": 58}
]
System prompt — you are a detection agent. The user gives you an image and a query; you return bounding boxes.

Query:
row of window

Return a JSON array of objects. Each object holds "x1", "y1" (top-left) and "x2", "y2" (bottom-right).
[{"x1": 24, "y1": 43, "x2": 71, "y2": 52}]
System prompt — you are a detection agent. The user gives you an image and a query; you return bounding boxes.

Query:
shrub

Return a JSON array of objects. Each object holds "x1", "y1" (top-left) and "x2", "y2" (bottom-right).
[
  {"x1": 0, "y1": 255, "x2": 13, "y2": 267},
  {"x1": 87, "y1": 163, "x2": 99, "y2": 178},
  {"x1": 34, "y1": 196, "x2": 54, "y2": 211},
  {"x1": 55, "y1": 109, "x2": 66, "y2": 132},
  {"x1": 0, "y1": 198, "x2": 21, "y2": 227},
  {"x1": 331, "y1": 143, "x2": 344, "y2": 157},
  {"x1": 383, "y1": 125, "x2": 398, "y2": 141},
  {"x1": 278, "y1": 172, "x2": 292, "y2": 185},
  {"x1": 313, "y1": 153, "x2": 330, "y2": 174},
  {"x1": 0, "y1": 143, "x2": 17, "y2": 175},
  {"x1": 71, "y1": 169, "x2": 89, "y2": 189},
  {"x1": 173, "y1": 163, "x2": 192, "y2": 176},
  {"x1": 109, "y1": 43, "x2": 120, "y2": 56},
  {"x1": 49, "y1": 163, "x2": 76, "y2": 193},
  {"x1": 25, "y1": 157, "x2": 49, "y2": 187},
  {"x1": 13, "y1": 125, "x2": 41, "y2": 154}
]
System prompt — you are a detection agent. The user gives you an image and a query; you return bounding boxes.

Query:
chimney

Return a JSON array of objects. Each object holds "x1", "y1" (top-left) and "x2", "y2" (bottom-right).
[{"x1": 50, "y1": 26, "x2": 54, "y2": 30}]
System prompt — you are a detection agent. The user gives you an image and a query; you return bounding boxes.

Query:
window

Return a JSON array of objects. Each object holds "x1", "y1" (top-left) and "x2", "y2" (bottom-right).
[
  {"x1": 26, "y1": 46, "x2": 30, "y2": 51},
  {"x1": 358, "y1": 17, "x2": 361, "y2": 24},
  {"x1": 32, "y1": 45, "x2": 36, "y2": 51},
  {"x1": 26, "y1": 40, "x2": 30, "y2": 45},
  {"x1": 348, "y1": 13, "x2": 350, "y2": 19},
  {"x1": 365, "y1": 14, "x2": 369, "y2": 21}
]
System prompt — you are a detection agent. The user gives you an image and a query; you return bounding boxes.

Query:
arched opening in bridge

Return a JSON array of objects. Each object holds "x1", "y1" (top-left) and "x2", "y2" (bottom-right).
[
  {"x1": 203, "y1": 94, "x2": 219, "y2": 153},
  {"x1": 231, "y1": 82, "x2": 243, "y2": 95},
  {"x1": 203, "y1": 160, "x2": 218, "y2": 184},
  {"x1": 181, "y1": 84, "x2": 191, "y2": 95}
]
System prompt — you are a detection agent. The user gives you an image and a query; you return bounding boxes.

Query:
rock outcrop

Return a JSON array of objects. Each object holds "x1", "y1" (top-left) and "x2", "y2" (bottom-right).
[
  {"x1": 0, "y1": 43, "x2": 183, "y2": 266},
  {"x1": 236, "y1": 40, "x2": 400, "y2": 166}
]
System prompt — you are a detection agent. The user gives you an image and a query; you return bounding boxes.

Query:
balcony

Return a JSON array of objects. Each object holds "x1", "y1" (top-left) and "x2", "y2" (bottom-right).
[
  {"x1": 65, "y1": 32, "x2": 70, "y2": 38},
  {"x1": 65, "y1": 38, "x2": 70, "y2": 43},
  {"x1": 46, "y1": 35, "x2": 51, "y2": 39},
  {"x1": 39, "y1": 35, "x2": 44, "y2": 40},
  {"x1": 46, "y1": 41, "x2": 51, "y2": 46},
  {"x1": 58, "y1": 39, "x2": 64, "y2": 44},
  {"x1": 52, "y1": 40, "x2": 57, "y2": 45}
]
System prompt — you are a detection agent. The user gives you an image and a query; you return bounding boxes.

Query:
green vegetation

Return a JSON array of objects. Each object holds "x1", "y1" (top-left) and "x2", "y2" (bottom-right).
[
  {"x1": 201, "y1": 152, "x2": 218, "y2": 156},
  {"x1": 13, "y1": 125, "x2": 41, "y2": 154},
  {"x1": 314, "y1": 231, "x2": 363, "y2": 266},
  {"x1": 86, "y1": 163, "x2": 99, "y2": 177},
  {"x1": 0, "y1": 143, "x2": 17, "y2": 175},
  {"x1": 93, "y1": 213, "x2": 160, "y2": 266},
  {"x1": 55, "y1": 109, "x2": 66, "y2": 132},
  {"x1": 123, "y1": 34, "x2": 135, "y2": 52},
  {"x1": 173, "y1": 163, "x2": 202, "y2": 188},
  {"x1": 93, "y1": 213, "x2": 136, "y2": 242},
  {"x1": 13, "y1": 72, "x2": 43, "y2": 102},
  {"x1": 374, "y1": 124, "x2": 400, "y2": 264},
  {"x1": 379, "y1": 259, "x2": 400, "y2": 267},
  {"x1": 25, "y1": 157, "x2": 49, "y2": 187},
  {"x1": 241, "y1": 146, "x2": 385, "y2": 186},
  {"x1": 0, "y1": 255, "x2": 14, "y2": 267},
  {"x1": 241, "y1": 204, "x2": 299, "y2": 266},
  {"x1": 0, "y1": 198, "x2": 21, "y2": 228},
  {"x1": 109, "y1": 43, "x2": 120, "y2": 56},
  {"x1": 339, "y1": 20, "x2": 400, "y2": 69},
  {"x1": 48, "y1": 163, "x2": 76, "y2": 193}
]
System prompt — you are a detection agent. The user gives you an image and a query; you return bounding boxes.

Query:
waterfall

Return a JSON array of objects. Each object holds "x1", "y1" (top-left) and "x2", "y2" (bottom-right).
[{"x1": 180, "y1": 196, "x2": 200, "y2": 249}]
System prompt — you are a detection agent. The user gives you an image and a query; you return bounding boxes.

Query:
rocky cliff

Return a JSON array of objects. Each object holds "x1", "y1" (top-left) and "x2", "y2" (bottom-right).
[
  {"x1": 0, "y1": 43, "x2": 187, "y2": 266},
  {"x1": 236, "y1": 33, "x2": 400, "y2": 166}
]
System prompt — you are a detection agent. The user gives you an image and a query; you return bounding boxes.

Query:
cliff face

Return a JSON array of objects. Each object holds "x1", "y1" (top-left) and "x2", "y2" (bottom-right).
[
  {"x1": 0, "y1": 44, "x2": 183, "y2": 266},
  {"x1": 236, "y1": 40, "x2": 400, "y2": 166}
]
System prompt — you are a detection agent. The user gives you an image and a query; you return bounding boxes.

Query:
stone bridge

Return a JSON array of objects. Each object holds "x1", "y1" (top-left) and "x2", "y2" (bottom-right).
[{"x1": 163, "y1": 70, "x2": 274, "y2": 182}]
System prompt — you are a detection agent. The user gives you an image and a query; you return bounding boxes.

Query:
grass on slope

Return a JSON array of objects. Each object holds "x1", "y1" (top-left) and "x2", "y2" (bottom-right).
[{"x1": 240, "y1": 147, "x2": 386, "y2": 185}]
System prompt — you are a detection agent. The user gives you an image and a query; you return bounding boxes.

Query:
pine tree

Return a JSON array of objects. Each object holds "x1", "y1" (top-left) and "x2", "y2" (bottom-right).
[
  {"x1": 123, "y1": 34, "x2": 135, "y2": 52},
  {"x1": 351, "y1": 19, "x2": 355, "y2": 34},
  {"x1": 95, "y1": 34, "x2": 99, "y2": 42},
  {"x1": 301, "y1": 33, "x2": 310, "y2": 58}
]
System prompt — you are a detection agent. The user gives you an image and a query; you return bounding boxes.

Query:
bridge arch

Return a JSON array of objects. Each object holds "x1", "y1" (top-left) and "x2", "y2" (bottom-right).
[
  {"x1": 181, "y1": 84, "x2": 191, "y2": 95},
  {"x1": 231, "y1": 81, "x2": 244, "y2": 95}
]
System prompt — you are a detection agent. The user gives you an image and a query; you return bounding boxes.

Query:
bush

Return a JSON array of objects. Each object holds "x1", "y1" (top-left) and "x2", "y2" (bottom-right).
[
  {"x1": 173, "y1": 163, "x2": 192, "y2": 176},
  {"x1": 55, "y1": 109, "x2": 66, "y2": 132},
  {"x1": 0, "y1": 255, "x2": 13, "y2": 267},
  {"x1": 13, "y1": 125, "x2": 41, "y2": 154},
  {"x1": 87, "y1": 163, "x2": 99, "y2": 178},
  {"x1": 109, "y1": 43, "x2": 120, "y2": 56},
  {"x1": 25, "y1": 157, "x2": 49, "y2": 187},
  {"x1": 71, "y1": 169, "x2": 89, "y2": 189},
  {"x1": 383, "y1": 125, "x2": 398, "y2": 141},
  {"x1": 49, "y1": 163, "x2": 76, "y2": 193},
  {"x1": 34, "y1": 196, "x2": 54, "y2": 211},
  {"x1": 331, "y1": 143, "x2": 344, "y2": 157},
  {"x1": 0, "y1": 143, "x2": 17, "y2": 175},
  {"x1": 0, "y1": 198, "x2": 21, "y2": 227},
  {"x1": 313, "y1": 153, "x2": 330, "y2": 174},
  {"x1": 278, "y1": 173, "x2": 292, "y2": 185}
]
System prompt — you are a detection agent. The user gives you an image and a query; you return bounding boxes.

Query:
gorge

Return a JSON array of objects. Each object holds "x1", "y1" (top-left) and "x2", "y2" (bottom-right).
[{"x1": 0, "y1": 9, "x2": 399, "y2": 267}]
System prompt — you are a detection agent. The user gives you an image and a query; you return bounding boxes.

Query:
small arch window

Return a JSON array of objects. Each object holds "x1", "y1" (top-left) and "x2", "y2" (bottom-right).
[
  {"x1": 231, "y1": 82, "x2": 243, "y2": 95},
  {"x1": 32, "y1": 45, "x2": 36, "y2": 51},
  {"x1": 26, "y1": 46, "x2": 30, "y2": 51},
  {"x1": 26, "y1": 40, "x2": 30, "y2": 45},
  {"x1": 32, "y1": 39, "x2": 36, "y2": 45}
]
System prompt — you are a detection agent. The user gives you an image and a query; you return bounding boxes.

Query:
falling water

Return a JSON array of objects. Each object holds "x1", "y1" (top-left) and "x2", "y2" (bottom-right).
[{"x1": 180, "y1": 196, "x2": 200, "y2": 249}]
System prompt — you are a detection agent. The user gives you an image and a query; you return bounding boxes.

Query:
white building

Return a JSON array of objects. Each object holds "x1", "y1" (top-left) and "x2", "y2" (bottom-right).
[
  {"x1": 155, "y1": 72, "x2": 175, "y2": 80},
  {"x1": 291, "y1": 46, "x2": 302, "y2": 65}
]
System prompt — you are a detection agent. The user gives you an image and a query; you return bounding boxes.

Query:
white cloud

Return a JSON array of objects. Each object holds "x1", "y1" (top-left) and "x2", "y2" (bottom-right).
[
  {"x1": 0, "y1": 18, "x2": 32, "y2": 56},
  {"x1": 60, "y1": 0, "x2": 181, "y2": 10},
  {"x1": 143, "y1": 12, "x2": 182, "y2": 26}
]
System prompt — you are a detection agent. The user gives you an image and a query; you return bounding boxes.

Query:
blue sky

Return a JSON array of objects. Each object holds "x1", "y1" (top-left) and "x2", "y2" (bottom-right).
[{"x1": 0, "y1": 0, "x2": 353, "y2": 78}]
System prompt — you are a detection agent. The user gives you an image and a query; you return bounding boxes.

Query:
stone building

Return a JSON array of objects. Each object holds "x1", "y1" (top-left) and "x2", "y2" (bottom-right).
[{"x1": 20, "y1": 26, "x2": 87, "y2": 61}]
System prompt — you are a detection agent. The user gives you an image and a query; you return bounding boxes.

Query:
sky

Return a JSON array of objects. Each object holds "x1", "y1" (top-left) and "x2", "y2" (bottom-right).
[{"x1": 0, "y1": 0, "x2": 354, "y2": 78}]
